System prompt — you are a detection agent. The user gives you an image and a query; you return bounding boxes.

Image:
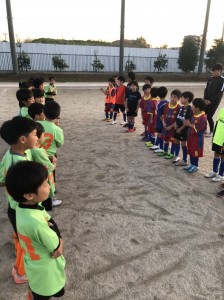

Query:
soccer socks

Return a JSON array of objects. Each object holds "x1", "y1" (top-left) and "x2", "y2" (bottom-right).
[
  {"x1": 123, "y1": 113, "x2": 127, "y2": 122},
  {"x1": 174, "y1": 143, "x2": 180, "y2": 157},
  {"x1": 190, "y1": 156, "x2": 199, "y2": 167},
  {"x1": 150, "y1": 134, "x2": 155, "y2": 144},
  {"x1": 105, "y1": 112, "x2": 109, "y2": 119},
  {"x1": 164, "y1": 142, "x2": 169, "y2": 153},
  {"x1": 213, "y1": 157, "x2": 221, "y2": 173},
  {"x1": 155, "y1": 136, "x2": 160, "y2": 146},
  {"x1": 170, "y1": 143, "x2": 175, "y2": 155},
  {"x1": 182, "y1": 146, "x2": 188, "y2": 162},
  {"x1": 219, "y1": 160, "x2": 224, "y2": 176},
  {"x1": 113, "y1": 112, "x2": 117, "y2": 121},
  {"x1": 159, "y1": 138, "x2": 164, "y2": 150},
  {"x1": 109, "y1": 112, "x2": 113, "y2": 119}
]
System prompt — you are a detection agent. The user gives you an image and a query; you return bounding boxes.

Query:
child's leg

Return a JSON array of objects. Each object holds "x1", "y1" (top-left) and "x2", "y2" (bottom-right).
[
  {"x1": 219, "y1": 155, "x2": 224, "y2": 176},
  {"x1": 159, "y1": 133, "x2": 164, "y2": 150},
  {"x1": 213, "y1": 153, "x2": 221, "y2": 173},
  {"x1": 181, "y1": 141, "x2": 188, "y2": 162},
  {"x1": 129, "y1": 117, "x2": 134, "y2": 129},
  {"x1": 170, "y1": 142, "x2": 175, "y2": 155},
  {"x1": 191, "y1": 156, "x2": 199, "y2": 167},
  {"x1": 174, "y1": 140, "x2": 180, "y2": 157},
  {"x1": 149, "y1": 131, "x2": 155, "y2": 144},
  {"x1": 113, "y1": 111, "x2": 117, "y2": 121},
  {"x1": 109, "y1": 109, "x2": 113, "y2": 120},
  {"x1": 163, "y1": 141, "x2": 169, "y2": 153}
]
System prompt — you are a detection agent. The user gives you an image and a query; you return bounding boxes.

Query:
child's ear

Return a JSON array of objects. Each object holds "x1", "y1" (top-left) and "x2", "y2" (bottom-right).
[
  {"x1": 35, "y1": 114, "x2": 40, "y2": 120},
  {"x1": 19, "y1": 135, "x2": 26, "y2": 144},
  {"x1": 23, "y1": 193, "x2": 34, "y2": 201}
]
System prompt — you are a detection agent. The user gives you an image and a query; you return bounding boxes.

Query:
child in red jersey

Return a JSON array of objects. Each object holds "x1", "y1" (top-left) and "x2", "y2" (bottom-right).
[
  {"x1": 183, "y1": 98, "x2": 207, "y2": 173},
  {"x1": 145, "y1": 87, "x2": 159, "y2": 147},
  {"x1": 159, "y1": 89, "x2": 181, "y2": 159},
  {"x1": 111, "y1": 75, "x2": 127, "y2": 125},
  {"x1": 139, "y1": 84, "x2": 151, "y2": 140},
  {"x1": 100, "y1": 78, "x2": 116, "y2": 122}
]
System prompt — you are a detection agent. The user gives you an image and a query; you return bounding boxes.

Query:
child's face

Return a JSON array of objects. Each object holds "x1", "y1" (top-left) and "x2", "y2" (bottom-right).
[
  {"x1": 108, "y1": 81, "x2": 114, "y2": 87},
  {"x1": 131, "y1": 84, "x2": 137, "y2": 92},
  {"x1": 212, "y1": 69, "x2": 222, "y2": 77},
  {"x1": 39, "y1": 83, "x2": 45, "y2": 91},
  {"x1": 24, "y1": 179, "x2": 50, "y2": 204},
  {"x1": 170, "y1": 94, "x2": 179, "y2": 105},
  {"x1": 145, "y1": 79, "x2": 152, "y2": 85},
  {"x1": 25, "y1": 97, "x2": 35, "y2": 107},
  {"x1": 114, "y1": 77, "x2": 118, "y2": 84},
  {"x1": 50, "y1": 79, "x2": 55, "y2": 85},
  {"x1": 118, "y1": 80, "x2": 123, "y2": 86},
  {"x1": 22, "y1": 129, "x2": 38, "y2": 149},
  {"x1": 192, "y1": 104, "x2": 200, "y2": 114},
  {"x1": 35, "y1": 97, "x2": 45, "y2": 105},
  {"x1": 144, "y1": 88, "x2": 151, "y2": 95},
  {"x1": 180, "y1": 96, "x2": 189, "y2": 105}
]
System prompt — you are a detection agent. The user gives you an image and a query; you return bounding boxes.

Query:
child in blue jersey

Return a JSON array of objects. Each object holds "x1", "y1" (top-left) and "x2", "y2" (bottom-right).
[{"x1": 152, "y1": 86, "x2": 169, "y2": 153}]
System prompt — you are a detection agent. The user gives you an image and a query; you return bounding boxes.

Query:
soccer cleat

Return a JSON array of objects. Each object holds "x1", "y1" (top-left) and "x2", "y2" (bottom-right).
[
  {"x1": 52, "y1": 199, "x2": 62, "y2": 207},
  {"x1": 205, "y1": 171, "x2": 217, "y2": 178},
  {"x1": 183, "y1": 164, "x2": 193, "y2": 170},
  {"x1": 173, "y1": 156, "x2": 180, "y2": 163},
  {"x1": 175, "y1": 160, "x2": 188, "y2": 166},
  {"x1": 145, "y1": 142, "x2": 153, "y2": 147},
  {"x1": 154, "y1": 149, "x2": 164, "y2": 153},
  {"x1": 110, "y1": 120, "x2": 116, "y2": 125},
  {"x1": 150, "y1": 145, "x2": 159, "y2": 150},
  {"x1": 158, "y1": 151, "x2": 166, "y2": 156},
  {"x1": 120, "y1": 121, "x2": 127, "y2": 125},
  {"x1": 165, "y1": 153, "x2": 175, "y2": 159},
  {"x1": 14, "y1": 272, "x2": 28, "y2": 284},
  {"x1": 187, "y1": 165, "x2": 199, "y2": 173},
  {"x1": 107, "y1": 118, "x2": 112, "y2": 122},
  {"x1": 212, "y1": 174, "x2": 224, "y2": 182}
]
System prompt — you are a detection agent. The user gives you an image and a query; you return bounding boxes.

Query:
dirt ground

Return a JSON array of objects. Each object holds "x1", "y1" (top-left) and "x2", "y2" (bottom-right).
[{"x1": 1, "y1": 83, "x2": 224, "y2": 300}]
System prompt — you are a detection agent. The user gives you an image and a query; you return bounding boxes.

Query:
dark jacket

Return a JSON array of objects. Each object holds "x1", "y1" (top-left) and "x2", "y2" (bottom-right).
[{"x1": 204, "y1": 75, "x2": 224, "y2": 106}]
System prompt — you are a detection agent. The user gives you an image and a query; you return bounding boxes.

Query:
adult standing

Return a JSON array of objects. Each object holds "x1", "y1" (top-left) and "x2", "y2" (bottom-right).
[{"x1": 204, "y1": 63, "x2": 224, "y2": 137}]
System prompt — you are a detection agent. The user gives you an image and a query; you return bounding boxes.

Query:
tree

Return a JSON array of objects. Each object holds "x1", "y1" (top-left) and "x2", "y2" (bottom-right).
[
  {"x1": 91, "y1": 52, "x2": 104, "y2": 72},
  {"x1": 178, "y1": 36, "x2": 200, "y2": 73},
  {"x1": 154, "y1": 54, "x2": 168, "y2": 72},
  {"x1": 17, "y1": 51, "x2": 31, "y2": 72},
  {"x1": 52, "y1": 56, "x2": 69, "y2": 71},
  {"x1": 125, "y1": 55, "x2": 136, "y2": 72},
  {"x1": 204, "y1": 39, "x2": 224, "y2": 71}
]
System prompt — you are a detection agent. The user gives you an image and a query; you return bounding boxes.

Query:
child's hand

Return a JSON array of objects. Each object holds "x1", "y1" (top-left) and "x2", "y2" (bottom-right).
[
  {"x1": 173, "y1": 123, "x2": 177, "y2": 130},
  {"x1": 183, "y1": 119, "x2": 191, "y2": 126},
  {"x1": 165, "y1": 125, "x2": 172, "y2": 131},
  {"x1": 126, "y1": 108, "x2": 129, "y2": 112},
  {"x1": 176, "y1": 128, "x2": 181, "y2": 134},
  {"x1": 52, "y1": 156, "x2": 57, "y2": 163},
  {"x1": 149, "y1": 118, "x2": 153, "y2": 125},
  {"x1": 51, "y1": 238, "x2": 63, "y2": 259}
]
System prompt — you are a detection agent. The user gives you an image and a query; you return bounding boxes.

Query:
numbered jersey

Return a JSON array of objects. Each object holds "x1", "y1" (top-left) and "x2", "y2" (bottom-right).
[
  {"x1": 16, "y1": 204, "x2": 66, "y2": 295},
  {"x1": 37, "y1": 120, "x2": 64, "y2": 157}
]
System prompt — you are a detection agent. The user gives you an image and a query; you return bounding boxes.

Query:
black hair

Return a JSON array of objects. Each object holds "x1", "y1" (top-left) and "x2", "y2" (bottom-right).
[
  {"x1": 19, "y1": 81, "x2": 29, "y2": 89},
  {"x1": 108, "y1": 77, "x2": 115, "y2": 84},
  {"x1": 5, "y1": 161, "x2": 48, "y2": 203},
  {"x1": 28, "y1": 103, "x2": 44, "y2": 119},
  {"x1": 142, "y1": 83, "x2": 151, "y2": 91},
  {"x1": 144, "y1": 76, "x2": 154, "y2": 84},
  {"x1": 181, "y1": 91, "x2": 194, "y2": 103},
  {"x1": 44, "y1": 101, "x2": 61, "y2": 120},
  {"x1": 16, "y1": 88, "x2": 33, "y2": 103},
  {"x1": 118, "y1": 75, "x2": 125, "y2": 83},
  {"x1": 32, "y1": 88, "x2": 44, "y2": 99},
  {"x1": 130, "y1": 80, "x2": 139, "y2": 88},
  {"x1": 128, "y1": 71, "x2": 136, "y2": 81},
  {"x1": 32, "y1": 77, "x2": 45, "y2": 89},
  {"x1": 150, "y1": 87, "x2": 159, "y2": 98},
  {"x1": 171, "y1": 89, "x2": 181, "y2": 98},
  {"x1": 192, "y1": 98, "x2": 206, "y2": 111},
  {"x1": 35, "y1": 122, "x2": 45, "y2": 139},
  {"x1": 0, "y1": 116, "x2": 36, "y2": 145},
  {"x1": 49, "y1": 76, "x2": 55, "y2": 81},
  {"x1": 211, "y1": 63, "x2": 223, "y2": 71},
  {"x1": 157, "y1": 86, "x2": 168, "y2": 98},
  {"x1": 113, "y1": 75, "x2": 118, "y2": 78}
]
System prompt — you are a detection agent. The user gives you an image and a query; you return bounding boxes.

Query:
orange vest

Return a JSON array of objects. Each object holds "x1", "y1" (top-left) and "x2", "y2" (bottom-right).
[{"x1": 105, "y1": 87, "x2": 116, "y2": 104}]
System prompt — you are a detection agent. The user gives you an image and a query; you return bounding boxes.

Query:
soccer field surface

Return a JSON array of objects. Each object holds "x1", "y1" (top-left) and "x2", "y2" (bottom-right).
[{"x1": 0, "y1": 83, "x2": 224, "y2": 300}]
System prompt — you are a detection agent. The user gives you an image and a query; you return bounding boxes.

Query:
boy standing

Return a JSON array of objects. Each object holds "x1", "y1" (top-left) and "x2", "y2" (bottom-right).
[
  {"x1": 111, "y1": 75, "x2": 127, "y2": 125},
  {"x1": 44, "y1": 76, "x2": 57, "y2": 102},
  {"x1": 100, "y1": 78, "x2": 116, "y2": 122}
]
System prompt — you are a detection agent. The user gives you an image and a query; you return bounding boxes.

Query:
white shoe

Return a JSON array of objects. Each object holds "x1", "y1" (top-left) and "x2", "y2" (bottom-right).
[
  {"x1": 120, "y1": 121, "x2": 127, "y2": 125},
  {"x1": 173, "y1": 156, "x2": 180, "y2": 163},
  {"x1": 154, "y1": 148, "x2": 163, "y2": 153},
  {"x1": 52, "y1": 198, "x2": 62, "y2": 207},
  {"x1": 110, "y1": 120, "x2": 116, "y2": 125},
  {"x1": 205, "y1": 171, "x2": 217, "y2": 178},
  {"x1": 212, "y1": 174, "x2": 224, "y2": 182},
  {"x1": 150, "y1": 145, "x2": 159, "y2": 150}
]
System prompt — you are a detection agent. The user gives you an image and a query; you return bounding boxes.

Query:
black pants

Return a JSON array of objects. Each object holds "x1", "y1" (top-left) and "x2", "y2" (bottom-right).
[
  {"x1": 205, "y1": 101, "x2": 221, "y2": 133},
  {"x1": 31, "y1": 287, "x2": 65, "y2": 300}
]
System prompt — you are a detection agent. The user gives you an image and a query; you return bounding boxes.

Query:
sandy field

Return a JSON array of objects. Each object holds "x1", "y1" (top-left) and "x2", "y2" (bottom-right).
[{"x1": 1, "y1": 82, "x2": 224, "y2": 300}]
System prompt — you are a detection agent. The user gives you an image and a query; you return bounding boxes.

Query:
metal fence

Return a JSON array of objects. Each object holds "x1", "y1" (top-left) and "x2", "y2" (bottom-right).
[{"x1": 0, "y1": 52, "x2": 181, "y2": 73}]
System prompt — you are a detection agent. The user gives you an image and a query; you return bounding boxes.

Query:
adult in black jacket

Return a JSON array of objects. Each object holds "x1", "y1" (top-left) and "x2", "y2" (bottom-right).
[{"x1": 204, "y1": 63, "x2": 224, "y2": 137}]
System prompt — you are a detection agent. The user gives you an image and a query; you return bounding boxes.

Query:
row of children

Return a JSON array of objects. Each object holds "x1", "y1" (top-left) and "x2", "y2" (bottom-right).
[{"x1": 0, "y1": 77, "x2": 65, "y2": 299}]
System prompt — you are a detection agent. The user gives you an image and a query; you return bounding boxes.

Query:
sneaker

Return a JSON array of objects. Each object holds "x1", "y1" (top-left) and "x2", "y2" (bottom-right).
[
  {"x1": 175, "y1": 160, "x2": 188, "y2": 166},
  {"x1": 173, "y1": 156, "x2": 180, "y2": 163},
  {"x1": 150, "y1": 145, "x2": 159, "y2": 150},
  {"x1": 154, "y1": 149, "x2": 164, "y2": 153},
  {"x1": 216, "y1": 190, "x2": 224, "y2": 198},
  {"x1": 123, "y1": 123, "x2": 129, "y2": 127},
  {"x1": 205, "y1": 171, "x2": 217, "y2": 178},
  {"x1": 120, "y1": 121, "x2": 127, "y2": 125},
  {"x1": 145, "y1": 142, "x2": 153, "y2": 147},
  {"x1": 187, "y1": 165, "x2": 199, "y2": 173},
  {"x1": 212, "y1": 174, "x2": 224, "y2": 182},
  {"x1": 183, "y1": 164, "x2": 193, "y2": 170},
  {"x1": 165, "y1": 153, "x2": 175, "y2": 159},
  {"x1": 52, "y1": 198, "x2": 62, "y2": 207},
  {"x1": 12, "y1": 266, "x2": 17, "y2": 277},
  {"x1": 205, "y1": 132, "x2": 213, "y2": 138},
  {"x1": 107, "y1": 118, "x2": 112, "y2": 122},
  {"x1": 14, "y1": 272, "x2": 28, "y2": 284},
  {"x1": 110, "y1": 120, "x2": 116, "y2": 125},
  {"x1": 158, "y1": 151, "x2": 166, "y2": 156}
]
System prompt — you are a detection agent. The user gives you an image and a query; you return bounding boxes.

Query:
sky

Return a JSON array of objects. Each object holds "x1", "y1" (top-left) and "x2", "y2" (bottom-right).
[{"x1": 0, "y1": 0, "x2": 223, "y2": 48}]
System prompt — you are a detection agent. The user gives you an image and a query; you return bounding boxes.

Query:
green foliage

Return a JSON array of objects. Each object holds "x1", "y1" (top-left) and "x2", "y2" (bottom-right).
[
  {"x1": 154, "y1": 54, "x2": 168, "y2": 72},
  {"x1": 52, "y1": 56, "x2": 69, "y2": 71},
  {"x1": 204, "y1": 39, "x2": 224, "y2": 70},
  {"x1": 17, "y1": 51, "x2": 31, "y2": 72},
  {"x1": 178, "y1": 36, "x2": 200, "y2": 73},
  {"x1": 91, "y1": 53, "x2": 104, "y2": 72}
]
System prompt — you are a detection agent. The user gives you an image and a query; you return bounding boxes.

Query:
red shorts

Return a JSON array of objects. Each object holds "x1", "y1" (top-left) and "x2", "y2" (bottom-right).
[{"x1": 187, "y1": 134, "x2": 204, "y2": 157}]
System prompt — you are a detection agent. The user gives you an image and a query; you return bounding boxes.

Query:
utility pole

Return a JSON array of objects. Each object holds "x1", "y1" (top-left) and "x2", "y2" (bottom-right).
[
  {"x1": 5, "y1": 0, "x2": 19, "y2": 74},
  {"x1": 198, "y1": 0, "x2": 211, "y2": 74},
  {"x1": 119, "y1": 0, "x2": 125, "y2": 74},
  {"x1": 221, "y1": 22, "x2": 224, "y2": 42}
]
